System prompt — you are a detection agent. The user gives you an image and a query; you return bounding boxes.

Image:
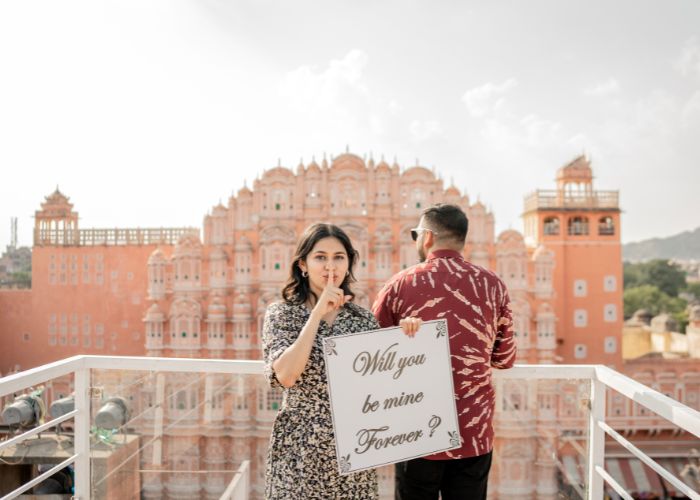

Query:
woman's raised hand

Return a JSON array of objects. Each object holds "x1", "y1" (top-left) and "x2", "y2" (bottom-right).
[
  {"x1": 312, "y1": 269, "x2": 353, "y2": 317},
  {"x1": 399, "y1": 317, "x2": 422, "y2": 337}
]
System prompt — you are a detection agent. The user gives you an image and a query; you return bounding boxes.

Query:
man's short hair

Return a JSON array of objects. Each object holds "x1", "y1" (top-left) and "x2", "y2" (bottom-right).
[{"x1": 421, "y1": 204, "x2": 469, "y2": 245}]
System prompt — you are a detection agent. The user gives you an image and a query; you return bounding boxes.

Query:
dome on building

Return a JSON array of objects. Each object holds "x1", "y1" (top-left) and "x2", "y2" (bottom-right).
[
  {"x1": 207, "y1": 296, "x2": 226, "y2": 314},
  {"x1": 263, "y1": 166, "x2": 294, "y2": 180},
  {"x1": 650, "y1": 313, "x2": 678, "y2": 334},
  {"x1": 331, "y1": 152, "x2": 366, "y2": 172},
  {"x1": 148, "y1": 248, "x2": 166, "y2": 263},
  {"x1": 237, "y1": 184, "x2": 252, "y2": 197},
  {"x1": 401, "y1": 165, "x2": 434, "y2": 180},
  {"x1": 556, "y1": 155, "x2": 593, "y2": 183},
  {"x1": 145, "y1": 303, "x2": 164, "y2": 320},
  {"x1": 532, "y1": 245, "x2": 554, "y2": 261},
  {"x1": 445, "y1": 185, "x2": 461, "y2": 197},
  {"x1": 375, "y1": 157, "x2": 391, "y2": 173},
  {"x1": 307, "y1": 157, "x2": 321, "y2": 173},
  {"x1": 632, "y1": 309, "x2": 653, "y2": 326},
  {"x1": 688, "y1": 304, "x2": 700, "y2": 322},
  {"x1": 496, "y1": 229, "x2": 525, "y2": 247}
]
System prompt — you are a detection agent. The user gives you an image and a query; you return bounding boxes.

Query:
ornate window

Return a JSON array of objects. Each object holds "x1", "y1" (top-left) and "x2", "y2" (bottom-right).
[
  {"x1": 598, "y1": 216, "x2": 615, "y2": 235},
  {"x1": 543, "y1": 216, "x2": 560, "y2": 235},
  {"x1": 567, "y1": 216, "x2": 589, "y2": 236}
]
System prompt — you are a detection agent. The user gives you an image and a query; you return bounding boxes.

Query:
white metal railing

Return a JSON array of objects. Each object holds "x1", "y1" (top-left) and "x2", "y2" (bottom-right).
[
  {"x1": 219, "y1": 460, "x2": 250, "y2": 500},
  {"x1": 1, "y1": 357, "x2": 699, "y2": 500}
]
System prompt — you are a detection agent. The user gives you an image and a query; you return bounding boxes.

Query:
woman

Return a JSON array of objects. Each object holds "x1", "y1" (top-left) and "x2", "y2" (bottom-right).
[{"x1": 262, "y1": 223, "x2": 381, "y2": 499}]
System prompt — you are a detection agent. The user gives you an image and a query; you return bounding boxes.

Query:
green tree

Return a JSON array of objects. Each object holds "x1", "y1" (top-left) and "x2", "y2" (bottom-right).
[
  {"x1": 684, "y1": 282, "x2": 700, "y2": 301},
  {"x1": 9, "y1": 271, "x2": 31, "y2": 288},
  {"x1": 623, "y1": 260, "x2": 686, "y2": 296},
  {"x1": 623, "y1": 285, "x2": 687, "y2": 319}
]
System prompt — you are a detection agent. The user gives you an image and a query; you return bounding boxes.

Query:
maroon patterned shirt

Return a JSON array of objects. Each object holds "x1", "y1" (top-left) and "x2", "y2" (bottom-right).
[{"x1": 371, "y1": 249, "x2": 516, "y2": 460}]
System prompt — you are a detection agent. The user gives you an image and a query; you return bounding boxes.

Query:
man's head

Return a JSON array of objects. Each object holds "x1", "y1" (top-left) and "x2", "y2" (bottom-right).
[{"x1": 412, "y1": 204, "x2": 469, "y2": 262}]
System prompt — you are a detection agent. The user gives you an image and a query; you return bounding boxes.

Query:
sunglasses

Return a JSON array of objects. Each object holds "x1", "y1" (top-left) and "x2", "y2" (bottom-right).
[{"x1": 410, "y1": 227, "x2": 438, "y2": 241}]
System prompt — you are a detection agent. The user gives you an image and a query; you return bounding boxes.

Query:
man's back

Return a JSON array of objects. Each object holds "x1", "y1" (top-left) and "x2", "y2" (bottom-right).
[{"x1": 372, "y1": 249, "x2": 516, "y2": 459}]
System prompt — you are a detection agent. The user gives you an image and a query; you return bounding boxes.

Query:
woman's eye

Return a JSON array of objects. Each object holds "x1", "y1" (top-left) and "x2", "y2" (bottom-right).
[
  {"x1": 335, "y1": 255, "x2": 346, "y2": 261},
  {"x1": 315, "y1": 255, "x2": 326, "y2": 261}
]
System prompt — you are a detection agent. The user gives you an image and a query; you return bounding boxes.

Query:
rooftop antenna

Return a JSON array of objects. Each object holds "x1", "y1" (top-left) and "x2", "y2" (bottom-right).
[{"x1": 10, "y1": 217, "x2": 17, "y2": 249}]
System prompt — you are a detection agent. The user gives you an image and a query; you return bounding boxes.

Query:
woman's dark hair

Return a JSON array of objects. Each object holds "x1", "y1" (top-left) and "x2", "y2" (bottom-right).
[{"x1": 282, "y1": 223, "x2": 358, "y2": 305}]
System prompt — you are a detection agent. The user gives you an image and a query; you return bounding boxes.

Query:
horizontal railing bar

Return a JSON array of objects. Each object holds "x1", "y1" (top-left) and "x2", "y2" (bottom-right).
[
  {"x1": 595, "y1": 465, "x2": 634, "y2": 500},
  {"x1": 139, "y1": 469, "x2": 242, "y2": 474},
  {"x1": 598, "y1": 420, "x2": 700, "y2": 500},
  {"x1": 0, "y1": 409, "x2": 77, "y2": 453},
  {"x1": 0, "y1": 356, "x2": 85, "y2": 398},
  {"x1": 495, "y1": 364, "x2": 597, "y2": 379},
  {"x1": 596, "y1": 365, "x2": 700, "y2": 438},
  {"x1": 0, "y1": 454, "x2": 77, "y2": 500},
  {"x1": 81, "y1": 355, "x2": 264, "y2": 374}
]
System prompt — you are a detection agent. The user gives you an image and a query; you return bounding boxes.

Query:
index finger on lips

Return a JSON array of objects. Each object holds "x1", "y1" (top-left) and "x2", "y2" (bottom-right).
[{"x1": 327, "y1": 268, "x2": 335, "y2": 288}]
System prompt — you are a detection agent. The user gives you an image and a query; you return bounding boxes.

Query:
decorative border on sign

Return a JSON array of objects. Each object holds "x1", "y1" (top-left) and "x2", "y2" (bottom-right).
[
  {"x1": 435, "y1": 320, "x2": 447, "y2": 339},
  {"x1": 323, "y1": 339, "x2": 338, "y2": 356},
  {"x1": 339, "y1": 454, "x2": 351, "y2": 474},
  {"x1": 448, "y1": 431, "x2": 461, "y2": 448}
]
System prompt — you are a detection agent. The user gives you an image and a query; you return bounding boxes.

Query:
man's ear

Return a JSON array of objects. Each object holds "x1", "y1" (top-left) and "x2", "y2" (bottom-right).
[{"x1": 424, "y1": 230, "x2": 435, "y2": 250}]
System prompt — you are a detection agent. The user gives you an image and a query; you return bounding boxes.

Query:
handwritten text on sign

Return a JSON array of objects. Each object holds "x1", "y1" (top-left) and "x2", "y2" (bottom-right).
[{"x1": 323, "y1": 319, "x2": 460, "y2": 475}]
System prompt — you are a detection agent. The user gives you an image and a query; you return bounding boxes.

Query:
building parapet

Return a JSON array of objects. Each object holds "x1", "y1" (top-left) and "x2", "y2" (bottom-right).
[
  {"x1": 523, "y1": 189, "x2": 619, "y2": 213},
  {"x1": 34, "y1": 227, "x2": 199, "y2": 247}
]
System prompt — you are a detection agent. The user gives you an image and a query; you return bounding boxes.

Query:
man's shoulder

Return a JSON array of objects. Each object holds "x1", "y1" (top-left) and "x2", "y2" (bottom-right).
[{"x1": 462, "y1": 261, "x2": 509, "y2": 295}]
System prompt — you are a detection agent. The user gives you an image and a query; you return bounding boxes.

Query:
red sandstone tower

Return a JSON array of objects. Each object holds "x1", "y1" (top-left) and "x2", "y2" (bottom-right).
[{"x1": 523, "y1": 156, "x2": 623, "y2": 367}]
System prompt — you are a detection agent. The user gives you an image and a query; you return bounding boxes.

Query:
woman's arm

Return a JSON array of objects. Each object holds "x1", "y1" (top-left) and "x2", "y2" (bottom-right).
[
  {"x1": 272, "y1": 308, "x2": 324, "y2": 388},
  {"x1": 272, "y1": 269, "x2": 349, "y2": 388}
]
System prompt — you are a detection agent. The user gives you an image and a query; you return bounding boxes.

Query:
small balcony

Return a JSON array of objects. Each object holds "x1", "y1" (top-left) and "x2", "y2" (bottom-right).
[{"x1": 1, "y1": 356, "x2": 698, "y2": 499}]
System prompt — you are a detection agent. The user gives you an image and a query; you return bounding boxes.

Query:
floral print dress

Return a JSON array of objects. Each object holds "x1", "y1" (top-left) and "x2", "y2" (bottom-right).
[{"x1": 262, "y1": 301, "x2": 380, "y2": 499}]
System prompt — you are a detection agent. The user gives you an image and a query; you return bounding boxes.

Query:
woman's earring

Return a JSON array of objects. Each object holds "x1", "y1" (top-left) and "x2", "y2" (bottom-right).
[
  {"x1": 302, "y1": 270, "x2": 308, "y2": 278},
  {"x1": 345, "y1": 271, "x2": 350, "y2": 277}
]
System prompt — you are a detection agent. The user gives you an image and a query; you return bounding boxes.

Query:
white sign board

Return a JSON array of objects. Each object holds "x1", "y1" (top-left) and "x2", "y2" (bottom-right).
[{"x1": 323, "y1": 319, "x2": 460, "y2": 475}]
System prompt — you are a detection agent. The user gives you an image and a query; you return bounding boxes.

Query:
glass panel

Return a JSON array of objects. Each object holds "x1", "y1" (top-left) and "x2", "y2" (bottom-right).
[
  {"x1": 85, "y1": 368, "x2": 595, "y2": 500},
  {"x1": 88, "y1": 369, "x2": 256, "y2": 499},
  {"x1": 492, "y1": 377, "x2": 592, "y2": 499},
  {"x1": 0, "y1": 372, "x2": 75, "y2": 497}
]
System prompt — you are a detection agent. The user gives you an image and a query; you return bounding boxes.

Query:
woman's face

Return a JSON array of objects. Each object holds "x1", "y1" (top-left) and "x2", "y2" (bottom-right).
[{"x1": 299, "y1": 236, "x2": 350, "y2": 298}]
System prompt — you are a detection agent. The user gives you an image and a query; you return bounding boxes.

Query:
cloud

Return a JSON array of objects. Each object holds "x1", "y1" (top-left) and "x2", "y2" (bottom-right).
[
  {"x1": 519, "y1": 114, "x2": 562, "y2": 147},
  {"x1": 682, "y1": 90, "x2": 700, "y2": 128},
  {"x1": 674, "y1": 36, "x2": 700, "y2": 80},
  {"x1": 278, "y1": 49, "x2": 370, "y2": 116},
  {"x1": 584, "y1": 78, "x2": 620, "y2": 97},
  {"x1": 409, "y1": 119, "x2": 442, "y2": 141},
  {"x1": 461, "y1": 78, "x2": 517, "y2": 117}
]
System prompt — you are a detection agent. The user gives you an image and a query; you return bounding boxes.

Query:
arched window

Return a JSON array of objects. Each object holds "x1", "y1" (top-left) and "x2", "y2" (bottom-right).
[
  {"x1": 543, "y1": 217, "x2": 559, "y2": 235},
  {"x1": 567, "y1": 216, "x2": 589, "y2": 236},
  {"x1": 598, "y1": 216, "x2": 615, "y2": 236}
]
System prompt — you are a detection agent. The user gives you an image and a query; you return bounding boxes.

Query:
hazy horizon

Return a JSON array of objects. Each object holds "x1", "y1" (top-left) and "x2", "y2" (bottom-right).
[{"x1": 1, "y1": 1, "x2": 699, "y2": 247}]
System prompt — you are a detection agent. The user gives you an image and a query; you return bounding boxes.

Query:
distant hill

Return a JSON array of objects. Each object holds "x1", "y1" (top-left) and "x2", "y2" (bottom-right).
[{"x1": 623, "y1": 227, "x2": 700, "y2": 262}]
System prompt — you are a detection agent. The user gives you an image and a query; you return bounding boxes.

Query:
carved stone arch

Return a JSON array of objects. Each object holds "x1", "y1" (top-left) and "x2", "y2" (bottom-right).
[
  {"x1": 169, "y1": 297, "x2": 202, "y2": 318},
  {"x1": 537, "y1": 302, "x2": 554, "y2": 315},
  {"x1": 259, "y1": 225, "x2": 296, "y2": 245},
  {"x1": 374, "y1": 223, "x2": 393, "y2": 243}
]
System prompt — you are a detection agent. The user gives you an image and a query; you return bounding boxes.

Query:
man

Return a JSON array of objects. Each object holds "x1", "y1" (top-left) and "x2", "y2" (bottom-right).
[{"x1": 372, "y1": 204, "x2": 516, "y2": 500}]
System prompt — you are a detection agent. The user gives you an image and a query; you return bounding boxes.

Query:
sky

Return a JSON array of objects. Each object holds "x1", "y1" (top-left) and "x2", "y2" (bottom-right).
[{"x1": 1, "y1": 0, "x2": 699, "y2": 248}]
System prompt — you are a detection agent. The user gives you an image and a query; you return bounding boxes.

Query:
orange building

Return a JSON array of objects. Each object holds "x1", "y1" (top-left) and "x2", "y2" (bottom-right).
[{"x1": 1, "y1": 152, "x2": 698, "y2": 499}]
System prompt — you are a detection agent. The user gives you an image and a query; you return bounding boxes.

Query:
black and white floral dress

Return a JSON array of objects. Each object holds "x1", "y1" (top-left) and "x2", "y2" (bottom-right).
[{"x1": 262, "y1": 301, "x2": 380, "y2": 499}]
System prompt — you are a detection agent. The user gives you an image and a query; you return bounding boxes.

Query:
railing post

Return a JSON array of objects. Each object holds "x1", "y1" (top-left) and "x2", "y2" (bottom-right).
[
  {"x1": 587, "y1": 378, "x2": 606, "y2": 500},
  {"x1": 74, "y1": 367, "x2": 91, "y2": 499}
]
